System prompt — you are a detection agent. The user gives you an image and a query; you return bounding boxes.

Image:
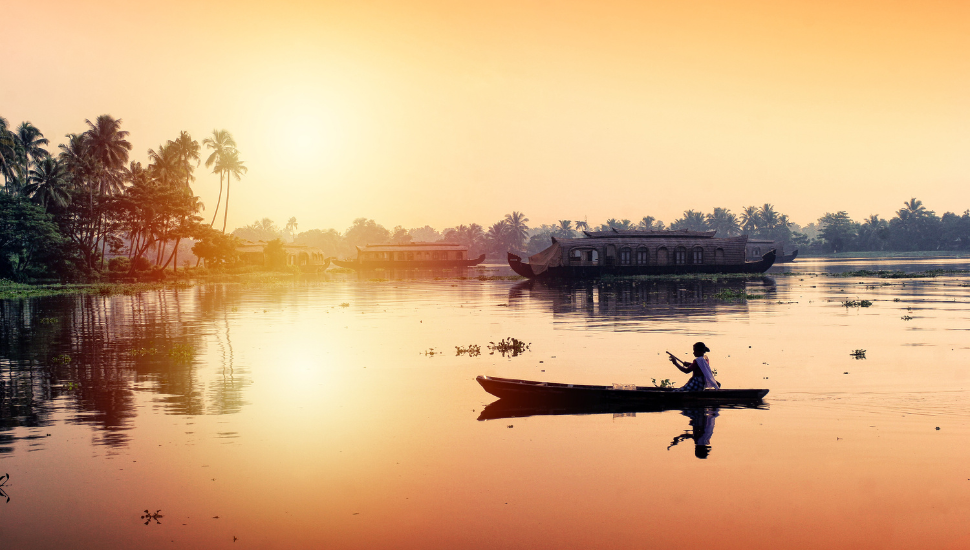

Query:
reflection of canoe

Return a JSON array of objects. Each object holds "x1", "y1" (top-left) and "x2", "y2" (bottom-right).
[
  {"x1": 477, "y1": 375, "x2": 768, "y2": 404},
  {"x1": 477, "y1": 397, "x2": 766, "y2": 421}
]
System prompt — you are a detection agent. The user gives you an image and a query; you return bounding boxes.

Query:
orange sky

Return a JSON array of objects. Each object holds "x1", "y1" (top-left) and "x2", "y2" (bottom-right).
[{"x1": 3, "y1": 0, "x2": 968, "y2": 233}]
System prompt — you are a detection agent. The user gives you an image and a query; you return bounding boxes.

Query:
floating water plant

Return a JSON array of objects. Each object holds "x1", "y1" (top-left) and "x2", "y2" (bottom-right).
[
  {"x1": 842, "y1": 300, "x2": 873, "y2": 308},
  {"x1": 488, "y1": 337, "x2": 531, "y2": 357},
  {"x1": 711, "y1": 289, "x2": 765, "y2": 301},
  {"x1": 850, "y1": 349, "x2": 866, "y2": 359},
  {"x1": 455, "y1": 344, "x2": 481, "y2": 357},
  {"x1": 167, "y1": 344, "x2": 194, "y2": 363},
  {"x1": 901, "y1": 315, "x2": 913, "y2": 321},
  {"x1": 50, "y1": 354, "x2": 71, "y2": 366}
]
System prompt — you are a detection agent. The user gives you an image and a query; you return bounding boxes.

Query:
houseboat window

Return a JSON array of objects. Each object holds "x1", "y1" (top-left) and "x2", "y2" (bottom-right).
[
  {"x1": 692, "y1": 247, "x2": 703, "y2": 264},
  {"x1": 441, "y1": 252, "x2": 448, "y2": 260},
  {"x1": 407, "y1": 252, "x2": 414, "y2": 261},
  {"x1": 398, "y1": 252, "x2": 405, "y2": 261},
  {"x1": 753, "y1": 247, "x2": 761, "y2": 256},
  {"x1": 619, "y1": 247, "x2": 631, "y2": 265},
  {"x1": 715, "y1": 248, "x2": 725, "y2": 264},
  {"x1": 588, "y1": 250, "x2": 599, "y2": 263},
  {"x1": 432, "y1": 252, "x2": 439, "y2": 260},
  {"x1": 674, "y1": 247, "x2": 687, "y2": 265},
  {"x1": 637, "y1": 247, "x2": 648, "y2": 265},
  {"x1": 570, "y1": 249, "x2": 582, "y2": 262}
]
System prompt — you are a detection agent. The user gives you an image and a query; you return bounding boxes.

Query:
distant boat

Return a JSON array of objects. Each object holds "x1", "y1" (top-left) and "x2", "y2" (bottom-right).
[
  {"x1": 331, "y1": 242, "x2": 486, "y2": 269},
  {"x1": 746, "y1": 239, "x2": 797, "y2": 263},
  {"x1": 508, "y1": 230, "x2": 775, "y2": 279}
]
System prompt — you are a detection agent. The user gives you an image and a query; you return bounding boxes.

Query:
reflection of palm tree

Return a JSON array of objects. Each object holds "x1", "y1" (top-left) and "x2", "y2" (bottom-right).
[
  {"x1": 202, "y1": 129, "x2": 236, "y2": 227},
  {"x1": 219, "y1": 149, "x2": 247, "y2": 233}
]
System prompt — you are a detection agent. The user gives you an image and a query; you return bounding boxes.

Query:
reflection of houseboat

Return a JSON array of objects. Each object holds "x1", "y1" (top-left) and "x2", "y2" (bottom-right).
[
  {"x1": 236, "y1": 240, "x2": 331, "y2": 271},
  {"x1": 746, "y1": 239, "x2": 797, "y2": 263},
  {"x1": 331, "y1": 243, "x2": 486, "y2": 269},
  {"x1": 508, "y1": 230, "x2": 774, "y2": 279}
]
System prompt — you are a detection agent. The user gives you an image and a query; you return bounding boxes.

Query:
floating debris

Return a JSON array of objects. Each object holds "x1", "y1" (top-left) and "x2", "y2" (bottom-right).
[
  {"x1": 850, "y1": 349, "x2": 866, "y2": 359},
  {"x1": 424, "y1": 348, "x2": 438, "y2": 356},
  {"x1": 339, "y1": 303, "x2": 350, "y2": 308},
  {"x1": 901, "y1": 315, "x2": 913, "y2": 321},
  {"x1": 842, "y1": 300, "x2": 873, "y2": 308}
]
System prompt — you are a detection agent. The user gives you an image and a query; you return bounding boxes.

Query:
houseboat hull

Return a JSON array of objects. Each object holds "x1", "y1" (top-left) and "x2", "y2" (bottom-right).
[
  {"x1": 332, "y1": 254, "x2": 486, "y2": 270},
  {"x1": 508, "y1": 250, "x2": 775, "y2": 279}
]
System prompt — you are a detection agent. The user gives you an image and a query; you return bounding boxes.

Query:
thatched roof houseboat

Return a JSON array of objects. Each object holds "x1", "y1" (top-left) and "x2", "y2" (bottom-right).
[
  {"x1": 236, "y1": 240, "x2": 331, "y2": 271},
  {"x1": 331, "y1": 243, "x2": 485, "y2": 269},
  {"x1": 508, "y1": 230, "x2": 774, "y2": 279}
]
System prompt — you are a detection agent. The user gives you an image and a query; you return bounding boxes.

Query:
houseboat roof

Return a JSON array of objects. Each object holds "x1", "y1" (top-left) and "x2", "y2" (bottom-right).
[
  {"x1": 357, "y1": 242, "x2": 468, "y2": 252},
  {"x1": 582, "y1": 229, "x2": 717, "y2": 238}
]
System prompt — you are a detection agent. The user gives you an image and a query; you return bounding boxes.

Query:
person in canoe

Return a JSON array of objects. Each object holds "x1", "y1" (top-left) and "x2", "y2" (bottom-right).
[{"x1": 667, "y1": 342, "x2": 720, "y2": 391}]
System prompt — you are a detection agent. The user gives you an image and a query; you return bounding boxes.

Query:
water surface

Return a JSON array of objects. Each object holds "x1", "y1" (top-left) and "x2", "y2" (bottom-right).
[{"x1": 1, "y1": 258, "x2": 969, "y2": 549}]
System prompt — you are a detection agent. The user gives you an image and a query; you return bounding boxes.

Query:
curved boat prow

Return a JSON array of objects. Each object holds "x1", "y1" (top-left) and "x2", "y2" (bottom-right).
[{"x1": 507, "y1": 253, "x2": 535, "y2": 278}]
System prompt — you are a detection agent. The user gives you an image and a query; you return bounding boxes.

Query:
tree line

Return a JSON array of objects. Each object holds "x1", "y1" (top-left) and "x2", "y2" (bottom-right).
[{"x1": 0, "y1": 114, "x2": 246, "y2": 280}]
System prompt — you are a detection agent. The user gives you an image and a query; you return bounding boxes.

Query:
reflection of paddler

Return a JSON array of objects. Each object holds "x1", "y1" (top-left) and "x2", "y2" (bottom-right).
[{"x1": 667, "y1": 407, "x2": 720, "y2": 459}]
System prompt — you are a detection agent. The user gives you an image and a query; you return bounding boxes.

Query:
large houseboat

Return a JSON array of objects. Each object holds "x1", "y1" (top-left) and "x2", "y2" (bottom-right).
[
  {"x1": 507, "y1": 230, "x2": 775, "y2": 279},
  {"x1": 331, "y1": 242, "x2": 486, "y2": 269}
]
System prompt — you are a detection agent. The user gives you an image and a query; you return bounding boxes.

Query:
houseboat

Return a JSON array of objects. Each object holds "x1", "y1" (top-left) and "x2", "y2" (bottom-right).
[
  {"x1": 235, "y1": 240, "x2": 331, "y2": 272},
  {"x1": 507, "y1": 230, "x2": 775, "y2": 279},
  {"x1": 331, "y1": 242, "x2": 486, "y2": 269},
  {"x1": 746, "y1": 239, "x2": 797, "y2": 263}
]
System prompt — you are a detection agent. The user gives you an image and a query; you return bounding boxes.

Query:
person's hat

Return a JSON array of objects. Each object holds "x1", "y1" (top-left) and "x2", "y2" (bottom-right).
[{"x1": 693, "y1": 342, "x2": 711, "y2": 353}]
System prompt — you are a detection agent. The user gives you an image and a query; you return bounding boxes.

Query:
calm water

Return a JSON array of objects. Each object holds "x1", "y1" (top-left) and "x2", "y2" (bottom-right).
[{"x1": 1, "y1": 258, "x2": 969, "y2": 549}]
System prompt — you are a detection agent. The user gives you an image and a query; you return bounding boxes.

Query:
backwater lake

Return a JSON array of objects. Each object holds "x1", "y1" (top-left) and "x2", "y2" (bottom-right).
[{"x1": 1, "y1": 257, "x2": 969, "y2": 549}]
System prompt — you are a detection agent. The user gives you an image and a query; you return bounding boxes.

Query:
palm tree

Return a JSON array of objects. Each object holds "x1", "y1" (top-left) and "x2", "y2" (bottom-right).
[
  {"x1": 202, "y1": 129, "x2": 237, "y2": 227},
  {"x1": 575, "y1": 219, "x2": 589, "y2": 232},
  {"x1": 503, "y1": 211, "x2": 529, "y2": 250},
  {"x1": 759, "y1": 204, "x2": 779, "y2": 232},
  {"x1": 14, "y1": 122, "x2": 49, "y2": 194},
  {"x1": 169, "y1": 131, "x2": 200, "y2": 190},
  {"x1": 486, "y1": 221, "x2": 511, "y2": 255},
  {"x1": 706, "y1": 207, "x2": 739, "y2": 236},
  {"x1": 898, "y1": 198, "x2": 926, "y2": 221},
  {"x1": 147, "y1": 143, "x2": 182, "y2": 187},
  {"x1": 84, "y1": 115, "x2": 131, "y2": 196},
  {"x1": 740, "y1": 205, "x2": 760, "y2": 234},
  {"x1": 555, "y1": 220, "x2": 573, "y2": 238},
  {"x1": 670, "y1": 210, "x2": 709, "y2": 231},
  {"x1": 637, "y1": 216, "x2": 658, "y2": 230},
  {"x1": 286, "y1": 217, "x2": 298, "y2": 238},
  {"x1": 24, "y1": 156, "x2": 71, "y2": 210},
  {"x1": 858, "y1": 214, "x2": 888, "y2": 251},
  {"x1": 0, "y1": 116, "x2": 16, "y2": 190},
  {"x1": 58, "y1": 133, "x2": 94, "y2": 192},
  {"x1": 219, "y1": 148, "x2": 247, "y2": 233}
]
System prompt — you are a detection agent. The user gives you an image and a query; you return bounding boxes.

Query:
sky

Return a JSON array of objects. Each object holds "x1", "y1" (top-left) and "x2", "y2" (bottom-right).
[{"x1": 3, "y1": 0, "x2": 968, "y2": 233}]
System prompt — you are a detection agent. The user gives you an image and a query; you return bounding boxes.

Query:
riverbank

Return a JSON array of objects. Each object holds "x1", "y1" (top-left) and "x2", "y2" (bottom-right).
[{"x1": 799, "y1": 250, "x2": 970, "y2": 259}]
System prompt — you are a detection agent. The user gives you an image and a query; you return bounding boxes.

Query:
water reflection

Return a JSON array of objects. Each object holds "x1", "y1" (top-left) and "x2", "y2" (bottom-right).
[
  {"x1": 348, "y1": 267, "x2": 480, "y2": 280},
  {"x1": 508, "y1": 278, "x2": 776, "y2": 326},
  {"x1": 479, "y1": 399, "x2": 765, "y2": 459},
  {"x1": 0, "y1": 285, "x2": 250, "y2": 452}
]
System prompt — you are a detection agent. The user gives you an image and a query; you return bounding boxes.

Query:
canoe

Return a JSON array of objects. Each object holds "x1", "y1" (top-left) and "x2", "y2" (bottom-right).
[{"x1": 476, "y1": 375, "x2": 768, "y2": 404}]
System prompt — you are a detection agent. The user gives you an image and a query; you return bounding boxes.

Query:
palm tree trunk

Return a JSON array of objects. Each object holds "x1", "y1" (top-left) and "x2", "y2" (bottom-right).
[
  {"x1": 210, "y1": 171, "x2": 223, "y2": 226},
  {"x1": 222, "y1": 180, "x2": 230, "y2": 233}
]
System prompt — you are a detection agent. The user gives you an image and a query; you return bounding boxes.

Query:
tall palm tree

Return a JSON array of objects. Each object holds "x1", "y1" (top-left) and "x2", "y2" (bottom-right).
[
  {"x1": 84, "y1": 115, "x2": 131, "y2": 196},
  {"x1": 0, "y1": 116, "x2": 16, "y2": 190},
  {"x1": 637, "y1": 216, "x2": 657, "y2": 230},
  {"x1": 219, "y1": 148, "x2": 247, "y2": 233},
  {"x1": 575, "y1": 219, "x2": 589, "y2": 231},
  {"x1": 169, "y1": 131, "x2": 200, "y2": 190},
  {"x1": 899, "y1": 197, "x2": 926, "y2": 220},
  {"x1": 503, "y1": 211, "x2": 530, "y2": 250},
  {"x1": 147, "y1": 143, "x2": 182, "y2": 187},
  {"x1": 286, "y1": 217, "x2": 298, "y2": 233},
  {"x1": 202, "y1": 129, "x2": 236, "y2": 227},
  {"x1": 14, "y1": 122, "x2": 49, "y2": 195},
  {"x1": 58, "y1": 133, "x2": 94, "y2": 192},
  {"x1": 24, "y1": 156, "x2": 71, "y2": 209}
]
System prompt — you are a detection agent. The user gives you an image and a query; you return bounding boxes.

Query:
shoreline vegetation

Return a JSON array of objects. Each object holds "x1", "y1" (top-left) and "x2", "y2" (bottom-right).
[{"x1": 1, "y1": 113, "x2": 968, "y2": 286}]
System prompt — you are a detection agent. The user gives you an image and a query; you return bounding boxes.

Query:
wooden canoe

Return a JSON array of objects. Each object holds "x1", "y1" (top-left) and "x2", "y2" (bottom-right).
[{"x1": 477, "y1": 375, "x2": 768, "y2": 404}]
